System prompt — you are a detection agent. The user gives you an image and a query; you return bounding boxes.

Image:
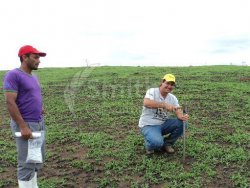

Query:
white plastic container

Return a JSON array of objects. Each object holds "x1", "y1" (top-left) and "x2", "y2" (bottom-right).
[{"x1": 15, "y1": 132, "x2": 41, "y2": 138}]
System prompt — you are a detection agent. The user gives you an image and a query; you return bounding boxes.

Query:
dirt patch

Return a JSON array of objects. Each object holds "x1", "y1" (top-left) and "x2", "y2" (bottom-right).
[
  {"x1": 182, "y1": 156, "x2": 196, "y2": 171},
  {"x1": 39, "y1": 141, "x2": 92, "y2": 187},
  {"x1": 204, "y1": 165, "x2": 235, "y2": 188},
  {"x1": 239, "y1": 77, "x2": 250, "y2": 82}
]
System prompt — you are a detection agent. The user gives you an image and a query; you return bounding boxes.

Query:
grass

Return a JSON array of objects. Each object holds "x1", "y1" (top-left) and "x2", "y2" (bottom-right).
[{"x1": 0, "y1": 65, "x2": 249, "y2": 187}]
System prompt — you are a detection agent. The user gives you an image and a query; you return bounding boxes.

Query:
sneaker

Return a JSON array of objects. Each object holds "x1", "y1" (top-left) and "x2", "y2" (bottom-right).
[
  {"x1": 146, "y1": 149, "x2": 154, "y2": 155},
  {"x1": 164, "y1": 146, "x2": 175, "y2": 154}
]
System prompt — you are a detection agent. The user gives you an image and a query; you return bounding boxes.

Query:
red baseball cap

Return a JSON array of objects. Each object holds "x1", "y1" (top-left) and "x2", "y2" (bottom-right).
[{"x1": 18, "y1": 45, "x2": 46, "y2": 57}]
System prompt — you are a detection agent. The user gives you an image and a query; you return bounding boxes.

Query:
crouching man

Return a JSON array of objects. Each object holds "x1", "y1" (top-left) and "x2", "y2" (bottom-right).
[{"x1": 138, "y1": 74, "x2": 189, "y2": 155}]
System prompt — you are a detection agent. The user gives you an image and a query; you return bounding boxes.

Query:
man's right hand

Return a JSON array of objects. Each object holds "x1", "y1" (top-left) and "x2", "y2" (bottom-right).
[
  {"x1": 20, "y1": 125, "x2": 32, "y2": 140},
  {"x1": 164, "y1": 103, "x2": 176, "y2": 112}
]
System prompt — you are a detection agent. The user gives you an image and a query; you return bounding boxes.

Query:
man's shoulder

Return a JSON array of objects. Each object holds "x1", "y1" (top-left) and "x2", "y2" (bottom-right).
[
  {"x1": 146, "y1": 88, "x2": 159, "y2": 95},
  {"x1": 3, "y1": 69, "x2": 20, "y2": 91},
  {"x1": 145, "y1": 88, "x2": 160, "y2": 99},
  {"x1": 168, "y1": 92, "x2": 176, "y2": 97},
  {"x1": 168, "y1": 93, "x2": 177, "y2": 98},
  {"x1": 7, "y1": 68, "x2": 19, "y2": 73},
  {"x1": 147, "y1": 87, "x2": 159, "y2": 92},
  {"x1": 4, "y1": 68, "x2": 20, "y2": 77}
]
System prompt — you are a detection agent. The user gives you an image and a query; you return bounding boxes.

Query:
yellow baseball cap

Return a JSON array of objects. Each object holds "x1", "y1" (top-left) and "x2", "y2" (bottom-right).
[{"x1": 162, "y1": 74, "x2": 176, "y2": 83}]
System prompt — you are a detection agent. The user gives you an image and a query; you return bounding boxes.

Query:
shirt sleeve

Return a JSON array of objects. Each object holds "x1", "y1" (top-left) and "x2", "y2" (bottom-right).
[
  {"x1": 171, "y1": 95, "x2": 180, "y2": 107},
  {"x1": 144, "y1": 88, "x2": 155, "y2": 100},
  {"x1": 174, "y1": 98, "x2": 180, "y2": 107},
  {"x1": 3, "y1": 71, "x2": 18, "y2": 92}
]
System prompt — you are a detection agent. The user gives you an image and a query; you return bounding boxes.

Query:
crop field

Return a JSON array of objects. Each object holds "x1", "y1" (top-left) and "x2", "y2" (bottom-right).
[{"x1": 0, "y1": 65, "x2": 249, "y2": 188}]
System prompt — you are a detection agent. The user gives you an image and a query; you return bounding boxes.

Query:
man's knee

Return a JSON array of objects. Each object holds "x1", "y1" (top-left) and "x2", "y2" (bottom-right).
[
  {"x1": 149, "y1": 138, "x2": 164, "y2": 149},
  {"x1": 177, "y1": 119, "x2": 183, "y2": 126},
  {"x1": 17, "y1": 166, "x2": 35, "y2": 181}
]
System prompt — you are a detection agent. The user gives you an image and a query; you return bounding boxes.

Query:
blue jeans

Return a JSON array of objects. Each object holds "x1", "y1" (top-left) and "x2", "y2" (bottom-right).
[{"x1": 140, "y1": 119, "x2": 184, "y2": 150}]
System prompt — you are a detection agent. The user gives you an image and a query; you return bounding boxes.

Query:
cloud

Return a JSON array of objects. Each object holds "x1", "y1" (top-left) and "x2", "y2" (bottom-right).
[
  {"x1": 110, "y1": 51, "x2": 147, "y2": 61},
  {"x1": 1, "y1": 0, "x2": 250, "y2": 70},
  {"x1": 210, "y1": 35, "x2": 250, "y2": 54}
]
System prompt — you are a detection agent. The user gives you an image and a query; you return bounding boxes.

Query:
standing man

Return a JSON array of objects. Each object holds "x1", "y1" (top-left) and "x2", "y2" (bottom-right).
[
  {"x1": 3, "y1": 45, "x2": 46, "y2": 188},
  {"x1": 138, "y1": 74, "x2": 189, "y2": 155}
]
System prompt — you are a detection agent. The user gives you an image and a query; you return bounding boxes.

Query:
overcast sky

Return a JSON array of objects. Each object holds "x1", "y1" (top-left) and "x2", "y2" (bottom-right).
[{"x1": 0, "y1": 0, "x2": 249, "y2": 70}]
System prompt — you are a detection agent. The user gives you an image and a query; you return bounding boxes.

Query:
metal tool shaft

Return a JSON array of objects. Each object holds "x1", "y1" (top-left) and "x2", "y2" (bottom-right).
[{"x1": 183, "y1": 105, "x2": 187, "y2": 161}]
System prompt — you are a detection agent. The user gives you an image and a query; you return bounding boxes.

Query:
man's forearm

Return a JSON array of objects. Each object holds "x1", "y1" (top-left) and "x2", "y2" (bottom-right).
[
  {"x1": 144, "y1": 98, "x2": 176, "y2": 112},
  {"x1": 176, "y1": 109, "x2": 189, "y2": 121},
  {"x1": 144, "y1": 99, "x2": 166, "y2": 109}
]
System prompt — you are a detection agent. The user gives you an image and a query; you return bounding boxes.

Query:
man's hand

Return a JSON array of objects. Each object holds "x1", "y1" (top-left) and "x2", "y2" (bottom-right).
[
  {"x1": 177, "y1": 113, "x2": 189, "y2": 121},
  {"x1": 175, "y1": 106, "x2": 189, "y2": 121},
  {"x1": 163, "y1": 103, "x2": 177, "y2": 112},
  {"x1": 20, "y1": 124, "x2": 33, "y2": 139},
  {"x1": 144, "y1": 98, "x2": 180, "y2": 112}
]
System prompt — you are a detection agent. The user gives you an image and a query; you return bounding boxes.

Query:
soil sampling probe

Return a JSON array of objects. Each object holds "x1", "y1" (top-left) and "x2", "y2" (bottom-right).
[{"x1": 182, "y1": 105, "x2": 188, "y2": 162}]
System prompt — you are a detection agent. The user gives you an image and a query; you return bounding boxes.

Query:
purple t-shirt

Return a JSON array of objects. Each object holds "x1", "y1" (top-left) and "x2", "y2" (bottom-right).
[{"x1": 3, "y1": 68, "x2": 43, "y2": 122}]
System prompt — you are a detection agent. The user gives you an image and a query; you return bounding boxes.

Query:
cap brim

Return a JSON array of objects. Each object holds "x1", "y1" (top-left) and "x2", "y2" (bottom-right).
[{"x1": 36, "y1": 52, "x2": 46, "y2": 57}]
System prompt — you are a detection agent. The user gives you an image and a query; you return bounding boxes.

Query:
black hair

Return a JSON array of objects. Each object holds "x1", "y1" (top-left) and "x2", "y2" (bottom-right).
[
  {"x1": 160, "y1": 79, "x2": 165, "y2": 87},
  {"x1": 20, "y1": 53, "x2": 30, "y2": 63}
]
